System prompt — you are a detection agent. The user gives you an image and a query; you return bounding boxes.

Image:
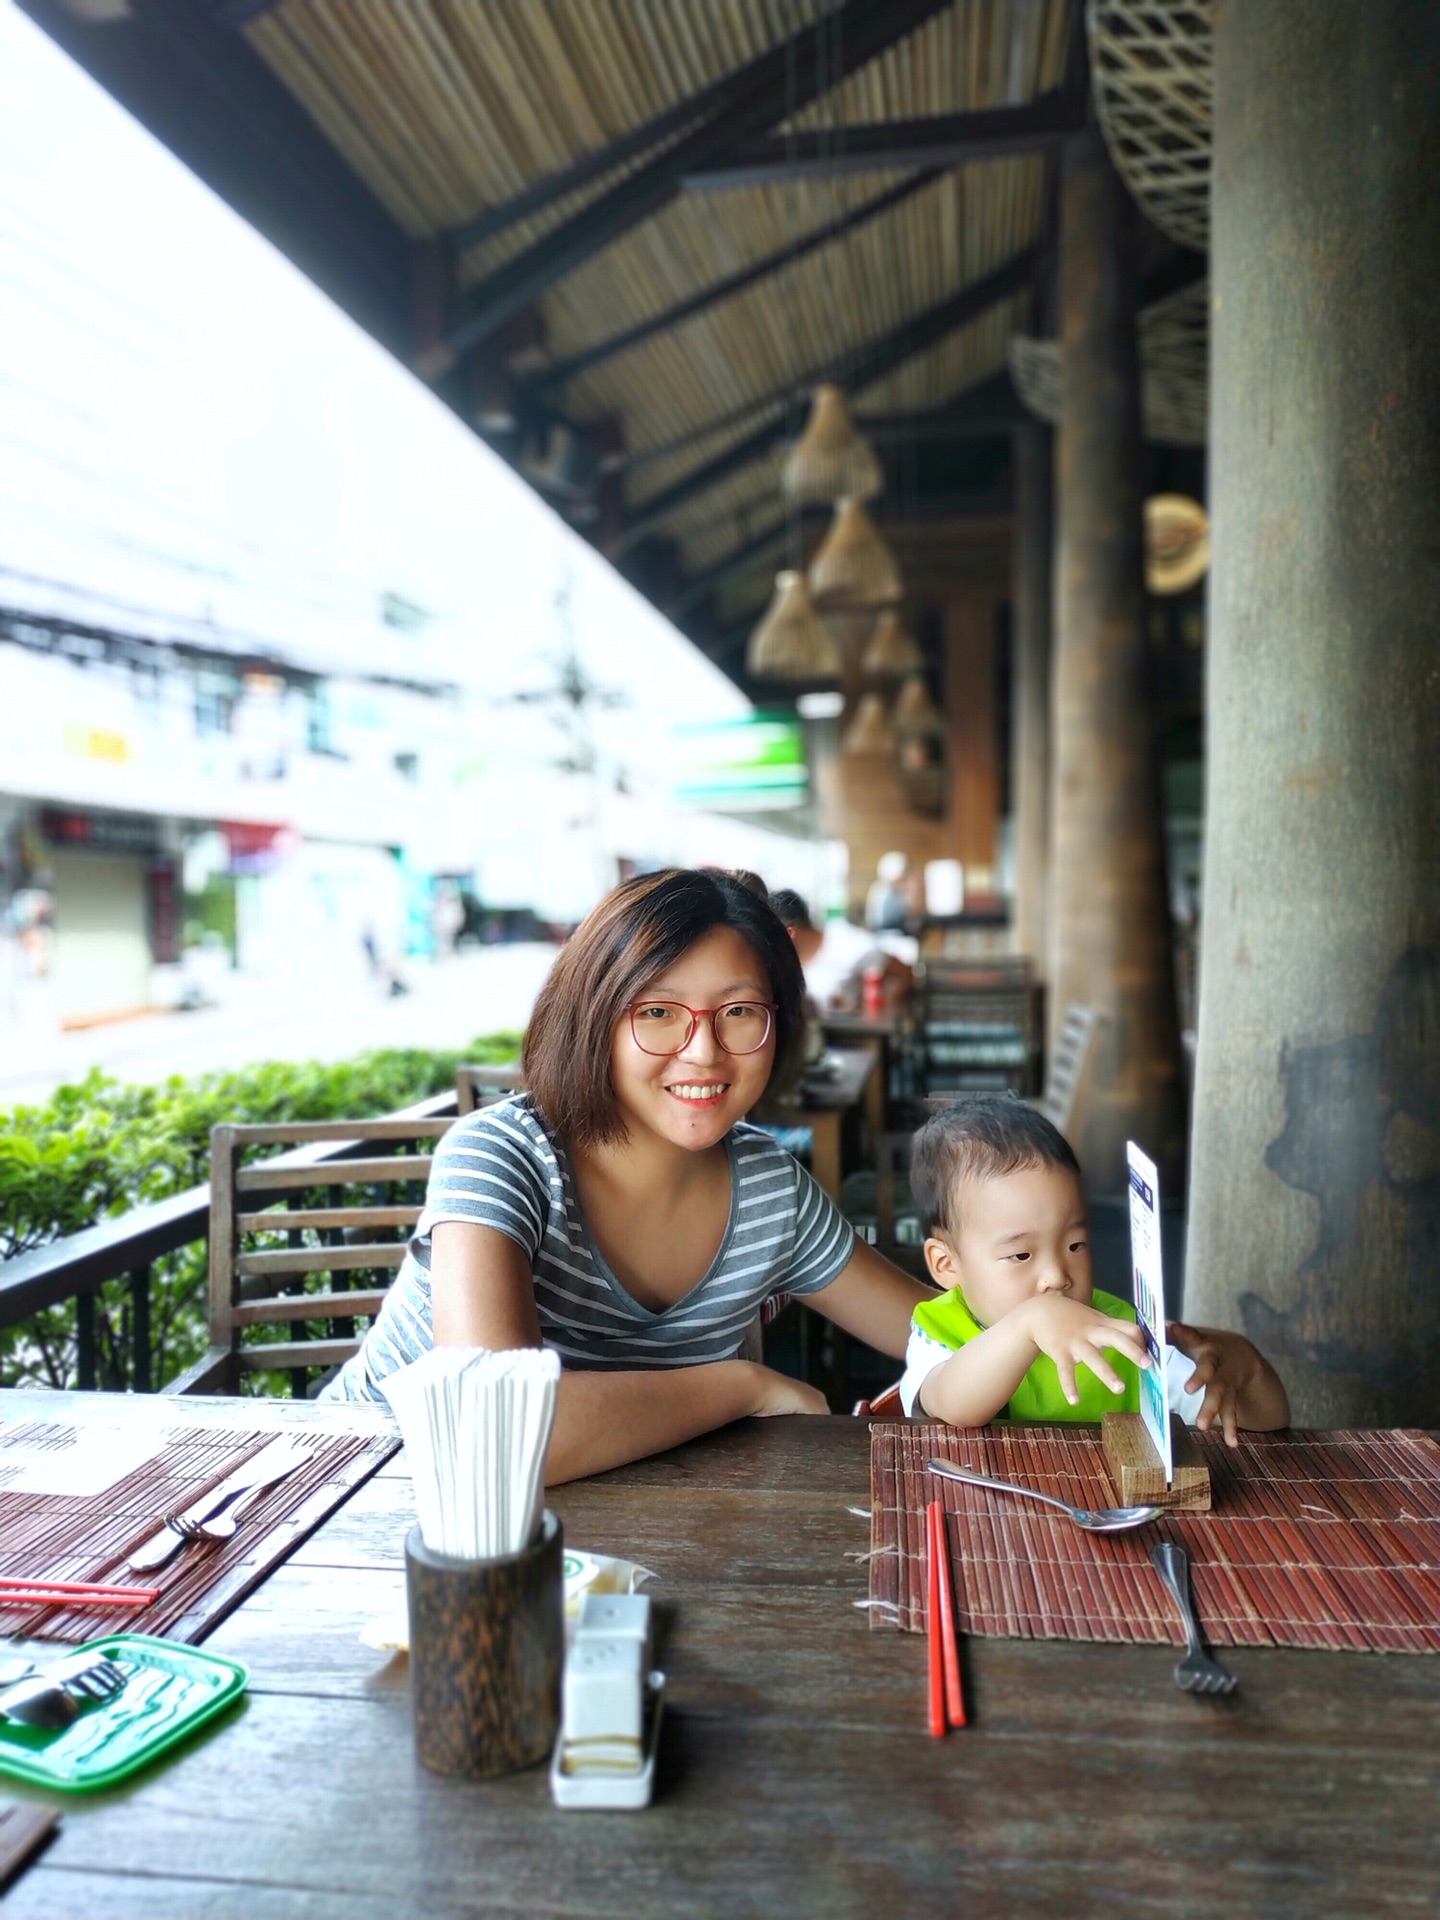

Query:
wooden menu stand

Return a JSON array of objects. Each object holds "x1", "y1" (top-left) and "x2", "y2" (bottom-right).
[{"x1": 1102, "y1": 1412, "x2": 1212, "y2": 1511}]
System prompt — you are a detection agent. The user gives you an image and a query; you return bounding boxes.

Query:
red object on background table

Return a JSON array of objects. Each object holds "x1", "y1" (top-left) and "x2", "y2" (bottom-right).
[
  {"x1": 925, "y1": 1501, "x2": 946, "y2": 1737},
  {"x1": 931, "y1": 1501, "x2": 967, "y2": 1727}
]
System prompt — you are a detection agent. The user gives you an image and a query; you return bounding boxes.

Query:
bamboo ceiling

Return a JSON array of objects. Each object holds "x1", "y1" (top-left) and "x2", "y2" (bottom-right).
[{"x1": 233, "y1": 1, "x2": 1067, "y2": 589}]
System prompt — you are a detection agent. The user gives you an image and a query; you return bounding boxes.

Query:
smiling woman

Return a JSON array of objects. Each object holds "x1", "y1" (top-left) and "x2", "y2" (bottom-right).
[{"x1": 323, "y1": 869, "x2": 930, "y2": 1480}]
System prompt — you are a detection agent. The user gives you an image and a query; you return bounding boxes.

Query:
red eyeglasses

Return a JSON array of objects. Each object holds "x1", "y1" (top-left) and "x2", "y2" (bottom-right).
[{"x1": 627, "y1": 999, "x2": 777, "y2": 1057}]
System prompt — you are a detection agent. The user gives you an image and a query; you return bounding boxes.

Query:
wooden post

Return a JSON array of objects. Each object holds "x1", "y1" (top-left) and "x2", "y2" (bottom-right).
[
  {"x1": 943, "y1": 586, "x2": 1000, "y2": 895},
  {"x1": 1187, "y1": 2, "x2": 1440, "y2": 1425},
  {"x1": 1011, "y1": 424, "x2": 1052, "y2": 978},
  {"x1": 1049, "y1": 125, "x2": 1185, "y2": 1196}
]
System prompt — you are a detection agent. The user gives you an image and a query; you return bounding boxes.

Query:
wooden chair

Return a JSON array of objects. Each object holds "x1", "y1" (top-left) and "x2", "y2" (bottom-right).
[
  {"x1": 166, "y1": 1115, "x2": 452, "y2": 1397},
  {"x1": 921, "y1": 1004, "x2": 1108, "y2": 1152},
  {"x1": 455, "y1": 1063, "x2": 523, "y2": 1113},
  {"x1": 917, "y1": 962, "x2": 1041, "y2": 1101}
]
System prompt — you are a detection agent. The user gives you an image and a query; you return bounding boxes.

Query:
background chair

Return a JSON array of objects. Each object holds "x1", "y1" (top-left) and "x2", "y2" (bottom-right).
[
  {"x1": 455, "y1": 1062, "x2": 524, "y2": 1112},
  {"x1": 167, "y1": 1115, "x2": 450, "y2": 1397},
  {"x1": 917, "y1": 961, "x2": 1042, "y2": 1102}
]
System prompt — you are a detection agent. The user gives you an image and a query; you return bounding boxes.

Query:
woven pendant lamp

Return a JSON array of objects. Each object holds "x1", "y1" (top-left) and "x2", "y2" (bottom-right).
[
  {"x1": 782, "y1": 386, "x2": 882, "y2": 504},
  {"x1": 861, "y1": 609, "x2": 923, "y2": 678},
  {"x1": 892, "y1": 673, "x2": 946, "y2": 738},
  {"x1": 840, "y1": 690, "x2": 898, "y2": 756},
  {"x1": 746, "y1": 571, "x2": 840, "y2": 680},
  {"x1": 809, "y1": 498, "x2": 903, "y2": 615}
]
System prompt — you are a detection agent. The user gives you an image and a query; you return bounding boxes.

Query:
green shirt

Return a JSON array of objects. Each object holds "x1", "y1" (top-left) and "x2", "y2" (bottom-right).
[{"x1": 907, "y1": 1285, "x2": 1145, "y2": 1422}]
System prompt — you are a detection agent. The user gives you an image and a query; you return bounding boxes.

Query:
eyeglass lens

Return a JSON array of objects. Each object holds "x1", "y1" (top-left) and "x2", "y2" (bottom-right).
[{"x1": 631, "y1": 1002, "x2": 772, "y2": 1056}]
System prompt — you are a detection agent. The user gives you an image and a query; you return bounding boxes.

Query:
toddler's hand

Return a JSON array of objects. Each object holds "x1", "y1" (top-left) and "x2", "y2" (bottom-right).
[
  {"x1": 1018, "y1": 1296, "x2": 1151, "y2": 1407},
  {"x1": 747, "y1": 1365, "x2": 830, "y2": 1418},
  {"x1": 1166, "y1": 1322, "x2": 1260, "y2": 1447}
]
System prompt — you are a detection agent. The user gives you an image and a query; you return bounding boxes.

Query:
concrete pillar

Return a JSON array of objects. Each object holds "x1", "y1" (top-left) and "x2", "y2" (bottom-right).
[
  {"x1": 1011, "y1": 424, "x2": 1052, "y2": 977},
  {"x1": 1050, "y1": 126, "x2": 1186, "y2": 1195},
  {"x1": 1187, "y1": 2, "x2": 1440, "y2": 1424}
]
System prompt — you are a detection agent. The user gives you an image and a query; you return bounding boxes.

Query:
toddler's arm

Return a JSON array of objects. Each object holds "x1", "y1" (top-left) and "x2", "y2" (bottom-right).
[
  {"x1": 917, "y1": 1296, "x2": 1152, "y2": 1427},
  {"x1": 1167, "y1": 1322, "x2": 1289, "y2": 1444}
]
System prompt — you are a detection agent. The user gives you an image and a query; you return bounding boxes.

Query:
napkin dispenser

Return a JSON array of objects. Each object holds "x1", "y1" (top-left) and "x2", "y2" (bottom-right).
[{"x1": 405, "y1": 1511, "x2": 563, "y2": 1779}]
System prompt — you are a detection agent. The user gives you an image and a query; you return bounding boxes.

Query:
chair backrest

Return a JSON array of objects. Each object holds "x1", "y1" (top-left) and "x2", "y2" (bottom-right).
[
  {"x1": 1034, "y1": 1004, "x2": 1108, "y2": 1141},
  {"x1": 918, "y1": 969, "x2": 1042, "y2": 1097},
  {"x1": 187, "y1": 1115, "x2": 453, "y2": 1395},
  {"x1": 455, "y1": 1062, "x2": 524, "y2": 1113}
]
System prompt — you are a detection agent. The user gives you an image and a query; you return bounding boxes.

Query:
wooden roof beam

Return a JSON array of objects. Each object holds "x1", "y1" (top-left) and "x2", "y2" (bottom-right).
[
  {"x1": 682, "y1": 95, "x2": 1085, "y2": 190},
  {"x1": 444, "y1": 0, "x2": 955, "y2": 357},
  {"x1": 618, "y1": 248, "x2": 1034, "y2": 544},
  {"x1": 528, "y1": 170, "x2": 944, "y2": 396}
]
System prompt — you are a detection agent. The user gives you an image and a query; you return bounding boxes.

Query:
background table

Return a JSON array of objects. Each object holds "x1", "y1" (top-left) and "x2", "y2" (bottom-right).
[
  {"x1": 778, "y1": 1044, "x2": 876, "y2": 1202},
  {"x1": 4, "y1": 1403, "x2": 1438, "y2": 1918}
]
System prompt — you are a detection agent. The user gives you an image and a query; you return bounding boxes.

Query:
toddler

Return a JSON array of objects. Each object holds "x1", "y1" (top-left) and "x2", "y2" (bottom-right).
[{"x1": 899, "y1": 1097, "x2": 1289, "y2": 1443}]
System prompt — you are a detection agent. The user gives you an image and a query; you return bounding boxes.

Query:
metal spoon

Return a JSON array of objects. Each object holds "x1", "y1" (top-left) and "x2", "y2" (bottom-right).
[{"x1": 926, "y1": 1459, "x2": 1163, "y2": 1533}]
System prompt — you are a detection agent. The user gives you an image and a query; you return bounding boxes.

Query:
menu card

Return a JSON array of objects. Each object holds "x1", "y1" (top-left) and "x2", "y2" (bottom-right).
[{"x1": 1126, "y1": 1141, "x2": 1172, "y2": 1484}]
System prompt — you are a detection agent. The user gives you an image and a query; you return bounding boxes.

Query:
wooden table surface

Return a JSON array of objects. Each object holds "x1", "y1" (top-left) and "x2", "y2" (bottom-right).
[{"x1": 4, "y1": 1401, "x2": 1439, "y2": 1919}]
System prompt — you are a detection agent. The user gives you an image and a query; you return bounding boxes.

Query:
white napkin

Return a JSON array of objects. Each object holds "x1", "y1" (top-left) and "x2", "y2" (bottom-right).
[{"x1": 380, "y1": 1346, "x2": 561, "y2": 1560}]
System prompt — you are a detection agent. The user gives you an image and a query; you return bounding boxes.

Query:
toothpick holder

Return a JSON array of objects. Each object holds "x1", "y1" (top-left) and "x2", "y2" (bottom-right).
[{"x1": 405, "y1": 1512, "x2": 563, "y2": 1779}]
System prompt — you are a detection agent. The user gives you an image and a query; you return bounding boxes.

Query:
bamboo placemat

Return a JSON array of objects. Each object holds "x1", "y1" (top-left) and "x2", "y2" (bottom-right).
[
  {"x1": 869, "y1": 1422, "x2": 1440, "y2": 1654},
  {"x1": 0, "y1": 1418, "x2": 397, "y2": 1644}
]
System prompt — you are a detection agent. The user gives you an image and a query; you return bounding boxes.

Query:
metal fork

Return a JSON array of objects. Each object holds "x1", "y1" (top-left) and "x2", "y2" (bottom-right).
[
  {"x1": 0, "y1": 1654, "x2": 128, "y2": 1730},
  {"x1": 1150, "y1": 1541, "x2": 1237, "y2": 1696}
]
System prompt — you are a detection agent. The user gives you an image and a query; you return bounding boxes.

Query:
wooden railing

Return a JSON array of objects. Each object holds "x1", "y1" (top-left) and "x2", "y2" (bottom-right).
[{"x1": 0, "y1": 1089, "x2": 458, "y2": 1394}]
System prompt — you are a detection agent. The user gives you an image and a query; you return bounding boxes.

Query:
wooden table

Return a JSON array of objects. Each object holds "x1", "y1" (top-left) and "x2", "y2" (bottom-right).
[
  {"x1": 4, "y1": 1401, "x2": 1439, "y2": 1918},
  {"x1": 819, "y1": 1010, "x2": 904, "y2": 1139},
  {"x1": 778, "y1": 1044, "x2": 877, "y2": 1203}
]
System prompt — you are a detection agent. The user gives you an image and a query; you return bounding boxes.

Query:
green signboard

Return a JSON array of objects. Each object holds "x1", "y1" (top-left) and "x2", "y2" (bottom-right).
[{"x1": 672, "y1": 713, "x2": 808, "y2": 812}]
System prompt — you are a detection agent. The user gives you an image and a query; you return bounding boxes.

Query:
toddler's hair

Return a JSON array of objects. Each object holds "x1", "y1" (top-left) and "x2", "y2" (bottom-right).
[{"x1": 910, "y1": 1094, "x2": 1081, "y2": 1238}]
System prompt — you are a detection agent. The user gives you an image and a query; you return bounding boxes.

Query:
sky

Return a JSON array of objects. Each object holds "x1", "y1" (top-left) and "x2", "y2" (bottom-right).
[{"x1": 0, "y1": 1, "x2": 751, "y2": 755}]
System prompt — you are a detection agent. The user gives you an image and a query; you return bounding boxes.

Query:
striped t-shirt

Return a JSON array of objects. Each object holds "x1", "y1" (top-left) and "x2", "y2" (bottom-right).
[{"x1": 323, "y1": 1093, "x2": 855, "y2": 1402}]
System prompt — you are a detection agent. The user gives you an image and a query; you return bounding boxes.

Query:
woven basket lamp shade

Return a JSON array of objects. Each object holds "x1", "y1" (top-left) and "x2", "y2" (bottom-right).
[
  {"x1": 809, "y1": 498, "x2": 904, "y2": 615},
  {"x1": 782, "y1": 386, "x2": 882, "y2": 504},
  {"x1": 892, "y1": 673, "x2": 946, "y2": 738},
  {"x1": 746, "y1": 571, "x2": 840, "y2": 680},
  {"x1": 861, "y1": 609, "x2": 924, "y2": 678},
  {"x1": 840, "y1": 690, "x2": 898, "y2": 757}
]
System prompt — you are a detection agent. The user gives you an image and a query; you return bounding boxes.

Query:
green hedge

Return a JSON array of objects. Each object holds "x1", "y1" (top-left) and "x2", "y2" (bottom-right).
[{"x1": 0, "y1": 1035, "x2": 523, "y2": 1392}]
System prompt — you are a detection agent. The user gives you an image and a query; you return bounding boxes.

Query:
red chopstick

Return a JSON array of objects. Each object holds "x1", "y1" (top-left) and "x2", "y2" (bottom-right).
[
  {"x1": 0, "y1": 1577, "x2": 159, "y2": 1608},
  {"x1": 925, "y1": 1501, "x2": 946, "y2": 1737},
  {"x1": 931, "y1": 1500, "x2": 967, "y2": 1728}
]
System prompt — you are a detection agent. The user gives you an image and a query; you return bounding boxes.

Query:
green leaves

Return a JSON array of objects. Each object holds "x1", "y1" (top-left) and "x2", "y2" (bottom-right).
[{"x1": 0, "y1": 1035, "x2": 522, "y2": 1388}]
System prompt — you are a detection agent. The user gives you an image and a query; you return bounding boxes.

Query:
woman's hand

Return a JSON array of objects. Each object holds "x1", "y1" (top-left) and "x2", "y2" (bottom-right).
[
  {"x1": 1018, "y1": 1295, "x2": 1152, "y2": 1406},
  {"x1": 747, "y1": 1365, "x2": 830, "y2": 1417}
]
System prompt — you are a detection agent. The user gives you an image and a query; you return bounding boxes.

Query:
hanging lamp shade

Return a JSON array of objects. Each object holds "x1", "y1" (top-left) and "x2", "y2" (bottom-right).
[
  {"x1": 809, "y1": 498, "x2": 904, "y2": 614},
  {"x1": 892, "y1": 673, "x2": 946, "y2": 738},
  {"x1": 840, "y1": 690, "x2": 898, "y2": 757},
  {"x1": 861, "y1": 609, "x2": 924, "y2": 678},
  {"x1": 1144, "y1": 493, "x2": 1210, "y2": 595},
  {"x1": 782, "y1": 385, "x2": 882, "y2": 504},
  {"x1": 746, "y1": 571, "x2": 840, "y2": 680}
]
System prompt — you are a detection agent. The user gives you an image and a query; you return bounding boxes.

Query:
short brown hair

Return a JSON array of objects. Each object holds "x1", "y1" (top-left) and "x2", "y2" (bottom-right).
[
  {"x1": 910, "y1": 1095, "x2": 1082, "y2": 1238},
  {"x1": 522, "y1": 869, "x2": 805, "y2": 1149}
]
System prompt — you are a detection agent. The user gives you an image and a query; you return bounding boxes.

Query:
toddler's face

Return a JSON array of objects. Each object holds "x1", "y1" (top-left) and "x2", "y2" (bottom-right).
[{"x1": 925, "y1": 1162, "x2": 1092, "y2": 1329}]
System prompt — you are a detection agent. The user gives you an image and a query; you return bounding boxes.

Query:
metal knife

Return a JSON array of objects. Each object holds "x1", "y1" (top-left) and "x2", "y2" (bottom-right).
[{"x1": 126, "y1": 1438, "x2": 311, "y2": 1573}]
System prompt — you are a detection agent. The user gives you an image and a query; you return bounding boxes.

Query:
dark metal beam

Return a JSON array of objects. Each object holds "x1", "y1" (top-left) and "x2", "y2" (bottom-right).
[
  {"x1": 445, "y1": 0, "x2": 954, "y2": 356},
  {"x1": 20, "y1": 0, "x2": 412, "y2": 355},
  {"x1": 446, "y1": 57, "x2": 766, "y2": 259},
  {"x1": 619, "y1": 248, "x2": 1034, "y2": 542},
  {"x1": 682, "y1": 95, "x2": 1084, "y2": 190},
  {"x1": 529, "y1": 170, "x2": 944, "y2": 395}
]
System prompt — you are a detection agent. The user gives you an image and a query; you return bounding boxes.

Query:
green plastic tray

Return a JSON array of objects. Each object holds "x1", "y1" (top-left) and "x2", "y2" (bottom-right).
[{"x1": 0, "y1": 1634, "x2": 247, "y2": 1793}]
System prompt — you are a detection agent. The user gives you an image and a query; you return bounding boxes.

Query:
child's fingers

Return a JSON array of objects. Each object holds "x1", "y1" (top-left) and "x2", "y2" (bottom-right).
[
  {"x1": 1076, "y1": 1340, "x2": 1128, "y2": 1397},
  {"x1": 1055, "y1": 1355, "x2": 1080, "y2": 1406}
]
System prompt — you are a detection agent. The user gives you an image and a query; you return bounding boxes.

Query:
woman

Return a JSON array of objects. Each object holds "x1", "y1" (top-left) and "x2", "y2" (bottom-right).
[{"x1": 325, "y1": 870, "x2": 929, "y2": 1481}]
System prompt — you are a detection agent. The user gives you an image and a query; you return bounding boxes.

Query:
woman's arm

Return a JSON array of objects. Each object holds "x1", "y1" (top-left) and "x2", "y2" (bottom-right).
[
  {"x1": 799, "y1": 1237, "x2": 933, "y2": 1359},
  {"x1": 429, "y1": 1220, "x2": 826, "y2": 1483}
]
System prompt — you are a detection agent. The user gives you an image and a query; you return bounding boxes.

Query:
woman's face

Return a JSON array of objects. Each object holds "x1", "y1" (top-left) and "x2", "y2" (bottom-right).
[{"x1": 610, "y1": 925, "x2": 777, "y2": 1153}]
